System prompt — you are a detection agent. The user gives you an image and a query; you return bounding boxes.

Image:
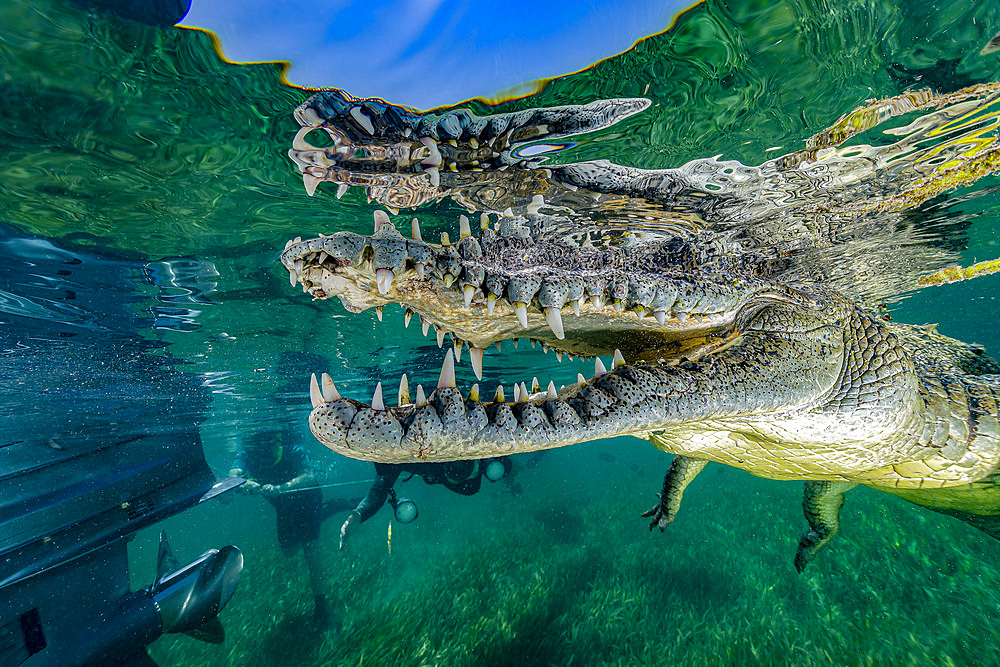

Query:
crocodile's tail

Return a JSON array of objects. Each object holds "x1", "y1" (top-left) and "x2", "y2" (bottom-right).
[{"x1": 882, "y1": 473, "x2": 1000, "y2": 540}]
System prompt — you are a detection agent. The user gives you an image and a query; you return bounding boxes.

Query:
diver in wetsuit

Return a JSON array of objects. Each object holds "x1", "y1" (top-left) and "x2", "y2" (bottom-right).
[
  {"x1": 228, "y1": 428, "x2": 336, "y2": 629},
  {"x1": 338, "y1": 457, "x2": 512, "y2": 548}
]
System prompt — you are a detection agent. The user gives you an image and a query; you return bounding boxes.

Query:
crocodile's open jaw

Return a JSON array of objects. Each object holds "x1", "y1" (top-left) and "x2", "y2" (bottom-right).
[{"x1": 280, "y1": 208, "x2": 801, "y2": 369}]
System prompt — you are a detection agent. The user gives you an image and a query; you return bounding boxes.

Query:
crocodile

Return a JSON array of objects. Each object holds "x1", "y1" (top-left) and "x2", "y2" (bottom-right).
[{"x1": 281, "y1": 85, "x2": 1000, "y2": 569}]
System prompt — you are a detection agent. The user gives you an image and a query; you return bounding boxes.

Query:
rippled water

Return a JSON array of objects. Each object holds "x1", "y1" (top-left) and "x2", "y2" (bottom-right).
[{"x1": 5, "y1": 0, "x2": 1000, "y2": 664}]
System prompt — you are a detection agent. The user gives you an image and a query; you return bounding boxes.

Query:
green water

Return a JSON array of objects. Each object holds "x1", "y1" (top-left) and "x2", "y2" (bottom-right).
[{"x1": 5, "y1": 0, "x2": 1000, "y2": 664}]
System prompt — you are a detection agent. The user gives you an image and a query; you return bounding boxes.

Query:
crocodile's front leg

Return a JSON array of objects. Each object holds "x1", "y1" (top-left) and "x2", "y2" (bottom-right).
[
  {"x1": 641, "y1": 453, "x2": 708, "y2": 531},
  {"x1": 794, "y1": 480, "x2": 858, "y2": 572}
]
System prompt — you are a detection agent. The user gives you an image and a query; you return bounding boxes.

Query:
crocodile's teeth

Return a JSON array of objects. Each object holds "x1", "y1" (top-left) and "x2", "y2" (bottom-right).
[
  {"x1": 526, "y1": 194, "x2": 545, "y2": 215},
  {"x1": 289, "y1": 270, "x2": 298, "y2": 287},
  {"x1": 284, "y1": 239, "x2": 295, "y2": 250},
  {"x1": 676, "y1": 311, "x2": 688, "y2": 323},
  {"x1": 613, "y1": 349, "x2": 626, "y2": 369},
  {"x1": 437, "y1": 349, "x2": 456, "y2": 388},
  {"x1": 454, "y1": 338, "x2": 463, "y2": 362},
  {"x1": 398, "y1": 374, "x2": 410, "y2": 405},
  {"x1": 495, "y1": 340, "x2": 503, "y2": 352},
  {"x1": 463, "y1": 285, "x2": 475, "y2": 308},
  {"x1": 546, "y1": 381, "x2": 557, "y2": 401},
  {"x1": 425, "y1": 166, "x2": 440, "y2": 187},
  {"x1": 571, "y1": 300, "x2": 581, "y2": 316},
  {"x1": 373, "y1": 210, "x2": 390, "y2": 233},
  {"x1": 519, "y1": 382, "x2": 529, "y2": 401},
  {"x1": 469, "y1": 345, "x2": 484, "y2": 380},
  {"x1": 503, "y1": 207, "x2": 514, "y2": 217},
  {"x1": 593, "y1": 295, "x2": 604, "y2": 309},
  {"x1": 404, "y1": 309, "x2": 413, "y2": 328},
  {"x1": 544, "y1": 307, "x2": 565, "y2": 339},
  {"x1": 371, "y1": 382, "x2": 385, "y2": 410},
  {"x1": 422, "y1": 318, "x2": 430, "y2": 336},
  {"x1": 411, "y1": 218, "x2": 422, "y2": 241},
  {"x1": 653, "y1": 310, "x2": 667, "y2": 325},
  {"x1": 555, "y1": 351, "x2": 563, "y2": 362},
  {"x1": 436, "y1": 328, "x2": 446, "y2": 348},
  {"x1": 469, "y1": 383, "x2": 480, "y2": 402},
  {"x1": 513, "y1": 383, "x2": 523, "y2": 403},
  {"x1": 321, "y1": 372, "x2": 340, "y2": 401},
  {"x1": 336, "y1": 183, "x2": 348, "y2": 199},
  {"x1": 595, "y1": 357, "x2": 608, "y2": 377},
  {"x1": 487, "y1": 293, "x2": 497, "y2": 315},
  {"x1": 416, "y1": 264, "x2": 425, "y2": 280},
  {"x1": 420, "y1": 137, "x2": 442, "y2": 166},
  {"x1": 350, "y1": 106, "x2": 375, "y2": 134},
  {"x1": 494, "y1": 385, "x2": 505, "y2": 403},
  {"x1": 531, "y1": 377, "x2": 541, "y2": 393},
  {"x1": 577, "y1": 373, "x2": 587, "y2": 388},
  {"x1": 442, "y1": 273, "x2": 455, "y2": 288},
  {"x1": 375, "y1": 269, "x2": 394, "y2": 295},
  {"x1": 415, "y1": 384, "x2": 427, "y2": 408},
  {"x1": 514, "y1": 303, "x2": 528, "y2": 328},
  {"x1": 459, "y1": 215, "x2": 471, "y2": 239},
  {"x1": 309, "y1": 373, "x2": 323, "y2": 408},
  {"x1": 375, "y1": 306, "x2": 383, "y2": 321},
  {"x1": 303, "y1": 173, "x2": 321, "y2": 196},
  {"x1": 479, "y1": 213, "x2": 490, "y2": 230}
]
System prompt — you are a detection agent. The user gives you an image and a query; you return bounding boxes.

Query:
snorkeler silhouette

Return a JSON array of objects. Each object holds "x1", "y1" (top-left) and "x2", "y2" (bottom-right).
[
  {"x1": 338, "y1": 457, "x2": 513, "y2": 548},
  {"x1": 229, "y1": 428, "x2": 353, "y2": 630}
]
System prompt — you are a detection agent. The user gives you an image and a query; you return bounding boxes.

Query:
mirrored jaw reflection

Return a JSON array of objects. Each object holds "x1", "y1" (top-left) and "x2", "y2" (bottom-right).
[{"x1": 282, "y1": 85, "x2": 1000, "y2": 568}]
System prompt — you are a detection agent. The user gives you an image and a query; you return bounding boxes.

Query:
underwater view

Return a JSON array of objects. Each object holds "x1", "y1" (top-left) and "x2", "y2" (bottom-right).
[{"x1": 5, "y1": 0, "x2": 1000, "y2": 664}]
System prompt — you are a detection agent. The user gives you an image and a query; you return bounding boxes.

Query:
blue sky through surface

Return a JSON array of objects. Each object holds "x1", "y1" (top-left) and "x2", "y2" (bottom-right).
[{"x1": 180, "y1": 0, "x2": 697, "y2": 109}]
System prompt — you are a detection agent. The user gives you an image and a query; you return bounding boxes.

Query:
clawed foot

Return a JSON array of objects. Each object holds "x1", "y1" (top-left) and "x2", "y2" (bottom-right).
[{"x1": 641, "y1": 493, "x2": 674, "y2": 532}]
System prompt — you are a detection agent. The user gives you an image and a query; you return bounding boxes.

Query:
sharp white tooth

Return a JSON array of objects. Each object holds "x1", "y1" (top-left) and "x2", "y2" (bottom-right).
[
  {"x1": 593, "y1": 295, "x2": 604, "y2": 309},
  {"x1": 613, "y1": 349, "x2": 626, "y2": 369},
  {"x1": 350, "y1": 106, "x2": 376, "y2": 134},
  {"x1": 496, "y1": 340, "x2": 503, "y2": 352},
  {"x1": 375, "y1": 268, "x2": 394, "y2": 295},
  {"x1": 480, "y1": 213, "x2": 490, "y2": 230},
  {"x1": 494, "y1": 385, "x2": 506, "y2": 403},
  {"x1": 375, "y1": 306, "x2": 384, "y2": 322},
  {"x1": 512, "y1": 338, "x2": 519, "y2": 349},
  {"x1": 513, "y1": 383, "x2": 522, "y2": 403},
  {"x1": 367, "y1": 382, "x2": 384, "y2": 410},
  {"x1": 295, "y1": 259, "x2": 304, "y2": 273},
  {"x1": 653, "y1": 310, "x2": 667, "y2": 325},
  {"x1": 595, "y1": 358, "x2": 608, "y2": 377},
  {"x1": 416, "y1": 264, "x2": 426, "y2": 280},
  {"x1": 544, "y1": 307, "x2": 565, "y2": 339},
  {"x1": 437, "y1": 349, "x2": 456, "y2": 388},
  {"x1": 572, "y1": 300, "x2": 580, "y2": 316},
  {"x1": 404, "y1": 309, "x2": 413, "y2": 327},
  {"x1": 635, "y1": 309, "x2": 645, "y2": 320},
  {"x1": 469, "y1": 383, "x2": 480, "y2": 402},
  {"x1": 318, "y1": 251, "x2": 329, "y2": 264},
  {"x1": 422, "y1": 318, "x2": 430, "y2": 336},
  {"x1": 463, "y1": 285, "x2": 475, "y2": 308},
  {"x1": 546, "y1": 381, "x2": 557, "y2": 401},
  {"x1": 487, "y1": 293, "x2": 497, "y2": 315},
  {"x1": 415, "y1": 384, "x2": 427, "y2": 407},
  {"x1": 387, "y1": 206, "x2": 399, "y2": 215},
  {"x1": 542, "y1": 343, "x2": 549, "y2": 354},
  {"x1": 514, "y1": 303, "x2": 528, "y2": 328},
  {"x1": 459, "y1": 215, "x2": 472, "y2": 239},
  {"x1": 420, "y1": 137, "x2": 442, "y2": 167},
  {"x1": 374, "y1": 210, "x2": 390, "y2": 233},
  {"x1": 577, "y1": 373, "x2": 587, "y2": 388},
  {"x1": 529, "y1": 339, "x2": 535, "y2": 349},
  {"x1": 289, "y1": 270, "x2": 298, "y2": 287},
  {"x1": 336, "y1": 183, "x2": 349, "y2": 199},
  {"x1": 676, "y1": 311, "x2": 688, "y2": 323},
  {"x1": 425, "y1": 166, "x2": 440, "y2": 187},
  {"x1": 531, "y1": 377, "x2": 540, "y2": 393},
  {"x1": 613, "y1": 300, "x2": 623, "y2": 312},
  {"x1": 309, "y1": 373, "x2": 323, "y2": 408},
  {"x1": 398, "y1": 374, "x2": 410, "y2": 405},
  {"x1": 303, "y1": 173, "x2": 321, "y2": 196},
  {"x1": 555, "y1": 351, "x2": 563, "y2": 362},
  {"x1": 437, "y1": 328, "x2": 446, "y2": 348},
  {"x1": 519, "y1": 382, "x2": 529, "y2": 401},
  {"x1": 470, "y1": 345, "x2": 484, "y2": 380},
  {"x1": 284, "y1": 239, "x2": 295, "y2": 250},
  {"x1": 411, "y1": 218, "x2": 423, "y2": 241},
  {"x1": 526, "y1": 194, "x2": 544, "y2": 215},
  {"x1": 503, "y1": 207, "x2": 514, "y2": 217},
  {"x1": 442, "y1": 273, "x2": 455, "y2": 288},
  {"x1": 321, "y1": 373, "x2": 341, "y2": 401},
  {"x1": 441, "y1": 231, "x2": 451, "y2": 246},
  {"x1": 294, "y1": 236, "x2": 301, "y2": 243},
  {"x1": 454, "y1": 339, "x2": 463, "y2": 362}
]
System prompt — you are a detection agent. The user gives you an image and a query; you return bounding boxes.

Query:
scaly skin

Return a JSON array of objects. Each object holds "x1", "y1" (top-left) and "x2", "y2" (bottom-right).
[{"x1": 281, "y1": 87, "x2": 1000, "y2": 568}]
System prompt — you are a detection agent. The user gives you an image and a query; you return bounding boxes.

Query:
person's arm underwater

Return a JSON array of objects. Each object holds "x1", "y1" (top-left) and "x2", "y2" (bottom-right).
[
  {"x1": 340, "y1": 464, "x2": 401, "y2": 549},
  {"x1": 260, "y1": 444, "x2": 318, "y2": 497},
  {"x1": 228, "y1": 448, "x2": 261, "y2": 494}
]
